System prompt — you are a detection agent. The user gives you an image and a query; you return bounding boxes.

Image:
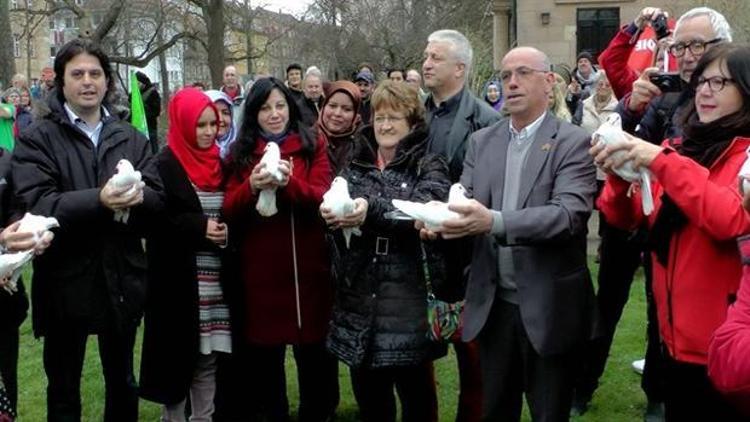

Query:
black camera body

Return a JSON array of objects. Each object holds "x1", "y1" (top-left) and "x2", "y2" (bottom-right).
[
  {"x1": 652, "y1": 14, "x2": 670, "y2": 40},
  {"x1": 649, "y1": 73, "x2": 682, "y2": 93}
]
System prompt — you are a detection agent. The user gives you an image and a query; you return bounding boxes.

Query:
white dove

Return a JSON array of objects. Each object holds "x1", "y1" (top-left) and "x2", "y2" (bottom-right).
[
  {"x1": 739, "y1": 147, "x2": 750, "y2": 195},
  {"x1": 256, "y1": 142, "x2": 284, "y2": 217},
  {"x1": 109, "y1": 159, "x2": 142, "y2": 223},
  {"x1": 322, "y1": 177, "x2": 362, "y2": 248},
  {"x1": 593, "y1": 114, "x2": 654, "y2": 215},
  {"x1": 0, "y1": 212, "x2": 59, "y2": 294},
  {"x1": 392, "y1": 183, "x2": 471, "y2": 231}
]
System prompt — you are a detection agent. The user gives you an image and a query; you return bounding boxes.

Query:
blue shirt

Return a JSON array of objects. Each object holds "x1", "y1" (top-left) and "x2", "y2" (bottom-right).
[{"x1": 64, "y1": 103, "x2": 110, "y2": 147}]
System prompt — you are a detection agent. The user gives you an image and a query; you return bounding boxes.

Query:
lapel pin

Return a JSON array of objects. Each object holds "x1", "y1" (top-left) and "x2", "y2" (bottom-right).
[{"x1": 541, "y1": 143, "x2": 552, "y2": 151}]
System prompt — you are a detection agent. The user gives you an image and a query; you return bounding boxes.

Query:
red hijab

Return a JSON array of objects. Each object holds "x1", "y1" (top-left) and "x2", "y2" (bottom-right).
[{"x1": 167, "y1": 88, "x2": 222, "y2": 191}]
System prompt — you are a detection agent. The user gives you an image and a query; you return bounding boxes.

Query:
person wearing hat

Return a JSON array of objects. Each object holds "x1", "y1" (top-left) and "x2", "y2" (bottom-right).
[
  {"x1": 354, "y1": 71, "x2": 374, "y2": 124},
  {"x1": 565, "y1": 51, "x2": 600, "y2": 115}
]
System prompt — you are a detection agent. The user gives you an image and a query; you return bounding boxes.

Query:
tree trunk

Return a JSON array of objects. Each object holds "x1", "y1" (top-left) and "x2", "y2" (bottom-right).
[
  {"x1": 203, "y1": 0, "x2": 225, "y2": 88},
  {"x1": 156, "y1": 26, "x2": 170, "y2": 109},
  {"x1": 0, "y1": 0, "x2": 16, "y2": 88}
]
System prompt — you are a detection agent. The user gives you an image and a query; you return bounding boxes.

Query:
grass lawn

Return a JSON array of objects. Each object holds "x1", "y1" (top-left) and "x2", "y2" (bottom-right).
[{"x1": 15, "y1": 261, "x2": 649, "y2": 421}]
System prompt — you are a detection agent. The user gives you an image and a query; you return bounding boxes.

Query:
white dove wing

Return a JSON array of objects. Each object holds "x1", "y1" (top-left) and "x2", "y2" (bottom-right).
[
  {"x1": 392, "y1": 199, "x2": 459, "y2": 231},
  {"x1": 593, "y1": 115, "x2": 654, "y2": 215}
]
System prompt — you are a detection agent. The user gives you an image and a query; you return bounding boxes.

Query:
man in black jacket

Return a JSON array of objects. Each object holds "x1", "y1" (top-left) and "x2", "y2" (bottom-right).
[
  {"x1": 11, "y1": 39, "x2": 164, "y2": 422},
  {"x1": 421, "y1": 29, "x2": 500, "y2": 422}
]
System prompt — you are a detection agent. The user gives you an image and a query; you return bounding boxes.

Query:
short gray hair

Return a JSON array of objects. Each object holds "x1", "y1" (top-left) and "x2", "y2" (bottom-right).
[
  {"x1": 427, "y1": 29, "x2": 473, "y2": 80},
  {"x1": 305, "y1": 66, "x2": 322, "y2": 79},
  {"x1": 676, "y1": 7, "x2": 733, "y2": 42}
]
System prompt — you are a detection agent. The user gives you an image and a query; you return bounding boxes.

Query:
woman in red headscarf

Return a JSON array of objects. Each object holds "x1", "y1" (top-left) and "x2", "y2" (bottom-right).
[
  {"x1": 317, "y1": 80, "x2": 362, "y2": 175},
  {"x1": 139, "y1": 88, "x2": 232, "y2": 421}
]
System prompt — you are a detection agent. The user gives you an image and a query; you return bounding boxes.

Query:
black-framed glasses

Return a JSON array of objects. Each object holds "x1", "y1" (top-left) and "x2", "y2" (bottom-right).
[
  {"x1": 499, "y1": 66, "x2": 549, "y2": 83},
  {"x1": 669, "y1": 38, "x2": 722, "y2": 57},
  {"x1": 694, "y1": 75, "x2": 734, "y2": 92}
]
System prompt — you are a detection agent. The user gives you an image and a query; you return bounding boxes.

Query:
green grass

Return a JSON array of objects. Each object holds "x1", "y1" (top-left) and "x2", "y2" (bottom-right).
[{"x1": 15, "y1": 261, "x2": 648, "y2": 421}]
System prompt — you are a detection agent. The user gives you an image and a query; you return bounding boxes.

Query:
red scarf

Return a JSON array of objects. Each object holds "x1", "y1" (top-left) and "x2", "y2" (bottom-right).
[{"x1": 167, "y1": 88, "x2": 222, "y2": 191}]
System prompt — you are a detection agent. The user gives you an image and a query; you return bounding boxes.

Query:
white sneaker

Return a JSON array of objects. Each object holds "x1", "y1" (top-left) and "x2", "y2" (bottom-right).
[{"x1": 632, "y1": 358, "x2": 645, "y2": 375}]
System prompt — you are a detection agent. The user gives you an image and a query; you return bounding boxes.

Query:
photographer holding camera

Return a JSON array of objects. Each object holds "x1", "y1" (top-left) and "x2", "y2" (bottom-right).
[{"x1": 618, "y1": 7, "x2": 732, "y2": 144}]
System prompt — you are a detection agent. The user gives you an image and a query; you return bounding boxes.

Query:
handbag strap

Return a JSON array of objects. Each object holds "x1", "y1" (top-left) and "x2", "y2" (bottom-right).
[{"x1": 419, "y1": 241, "x2": 435, "y2": 298}]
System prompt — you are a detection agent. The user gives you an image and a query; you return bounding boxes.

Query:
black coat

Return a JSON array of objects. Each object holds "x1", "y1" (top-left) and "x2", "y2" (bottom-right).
[
  {"x1": 326, "y1": 125, "x2": 450, "y2": 368},
  {"x1": 0, "y1": 149, "x2": 27, "y2": 330},
  {"x1": 139, "y1": 148, "x2": 235, "y2": 405},
  {"x1": 11, "y1": 91, "x2": 164, "y2": 336}
]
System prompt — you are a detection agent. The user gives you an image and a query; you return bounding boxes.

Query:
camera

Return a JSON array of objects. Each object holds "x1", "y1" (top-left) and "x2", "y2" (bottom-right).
[
  {"x1": 652, "y1": 14, "x2": 670, "y2": 40},
  {"x1": 649, "y1": 73, "x2": 682, "y2": 93}
]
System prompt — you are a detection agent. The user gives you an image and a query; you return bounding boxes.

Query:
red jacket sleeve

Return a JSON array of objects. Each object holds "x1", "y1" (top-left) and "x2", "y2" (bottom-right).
[
  {"x1": 596, "y1": 173, "x2": 645, "y2": 231},
  {"x1": 650, "y1": 149, "x2": 750, "y2": 241},
  {"x1": 279, "y1": 135, "x2": 332, "y2": 208},
  {"x1": 598, "y1": 24, "x2": 640, "y2": 100},
  {"x1": 708, "y1": 236, "x2": 750, "y2": 416}
]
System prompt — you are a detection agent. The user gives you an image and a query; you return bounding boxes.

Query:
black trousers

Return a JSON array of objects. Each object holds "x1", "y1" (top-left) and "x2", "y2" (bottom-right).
[
  {"x1": 662, "y1": 353, "x2": 743, "y2": 421},
  {"x1": 350, "y1": 361, "x2": 437, "y2": 422},
  {"x1": 0, "y1": 326, "x2": 19, "y2": 413},
  {"x1": 240, "y1": 342, "x2": 339, "y2": 422},
  {"x1": 576, "y1": 218, "x2": 665, "y2": 402},
  {"x1": 43, "y1": 321, "x2": 138, "y2": 422},
  {"x1": 478, "y1": 299, "x2": 575, "y2": 422}
]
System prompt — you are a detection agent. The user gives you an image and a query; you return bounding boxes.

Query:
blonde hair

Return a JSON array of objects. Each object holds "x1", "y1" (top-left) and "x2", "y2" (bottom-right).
[
  {"x1": 371, "y1": 80, "x2": 425, "y2": 126},
  {"x1": 550, "y1": 73, "x2": 572, "y2": 121}
]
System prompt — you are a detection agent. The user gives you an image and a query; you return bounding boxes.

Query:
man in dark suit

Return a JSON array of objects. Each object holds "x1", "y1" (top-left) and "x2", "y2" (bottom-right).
[{"x1": 423, "y1": 46, "x2": 597, "y2": 421}]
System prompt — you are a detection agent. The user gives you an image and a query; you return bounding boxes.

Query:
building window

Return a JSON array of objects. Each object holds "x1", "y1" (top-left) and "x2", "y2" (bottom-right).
[
  {"x1": 13, "y1": 34, "x2": 21, "y2": 58},
  {"x1": 50, "y1": 45, "x2": 58, "y2": 57},
  {"x1": 576, "y1": 8, "x2": 619, "y2": 61},
  {"x1": 65, "y1": 16, "x2": 76, "y2": 28},
  {"x1": 49, "y1": 18, "x2": 56, "y2": 29}
]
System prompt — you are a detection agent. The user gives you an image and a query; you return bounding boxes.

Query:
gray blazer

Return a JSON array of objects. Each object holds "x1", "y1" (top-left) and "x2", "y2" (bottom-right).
[{"x1": 460, "y1": 113, "x2": 597, "y2": 356}]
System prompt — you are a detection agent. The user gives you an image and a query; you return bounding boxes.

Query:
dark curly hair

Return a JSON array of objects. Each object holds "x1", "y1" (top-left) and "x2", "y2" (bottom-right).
[{"x1": 227, "y1": 77, "x2": 317, "y2": 176}]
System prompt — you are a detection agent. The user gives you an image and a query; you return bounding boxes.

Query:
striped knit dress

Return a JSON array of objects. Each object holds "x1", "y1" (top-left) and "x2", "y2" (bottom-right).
[{"x1": 195, "y1": 188, "x2": 232, "y2": 354}]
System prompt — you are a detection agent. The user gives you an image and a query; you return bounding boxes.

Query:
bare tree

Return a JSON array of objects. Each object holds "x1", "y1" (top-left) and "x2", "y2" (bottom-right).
[
  {"x1": 186, "y1": 0, "x2": 225, "y2": 88},
  {"x1": 0, "y1": 0, "x2": 16, "y2": 87}
]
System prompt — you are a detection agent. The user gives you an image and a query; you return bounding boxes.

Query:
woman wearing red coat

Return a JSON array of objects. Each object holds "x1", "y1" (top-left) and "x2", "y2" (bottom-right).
[
  {"x1": 223, "y1": 77, "x2": 337, "y2": 422},
  {"x1": 592, "y1": 44, "x2": 750, "y2": 421}
]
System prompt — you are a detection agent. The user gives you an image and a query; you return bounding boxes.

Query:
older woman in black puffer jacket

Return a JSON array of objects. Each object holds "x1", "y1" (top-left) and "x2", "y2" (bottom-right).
[{"x1": 321, "y1": 81, "x2": 450, "y2": 422}]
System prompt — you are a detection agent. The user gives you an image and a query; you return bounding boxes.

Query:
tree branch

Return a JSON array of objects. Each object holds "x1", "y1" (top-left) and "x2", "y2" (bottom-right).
[{"x1": 109, "y1": 31, "x2": 188, "y2": 67}]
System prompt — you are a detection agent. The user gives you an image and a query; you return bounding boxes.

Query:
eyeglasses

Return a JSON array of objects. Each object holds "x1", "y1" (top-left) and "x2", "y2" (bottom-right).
[
  {"x1": 373, "y1": 115, "x2": 406, "y2": 125},
  {"x1": 499, "y1": 66, "x2": 549, "y2": 83},
  {"x1": 694, "y1": 75, "x2": 734, "y2": 92},
  {"x1": 669, "y1": 38, "x2": 722, "y2": 58}
]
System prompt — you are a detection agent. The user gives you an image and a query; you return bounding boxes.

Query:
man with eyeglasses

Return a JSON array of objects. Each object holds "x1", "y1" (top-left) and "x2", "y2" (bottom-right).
[
  {"x1": 420, "y1": 46, "x2": 596, "y2": 421},
  {"x1": 619, "y1": 6, "x2": 732, "y2": 144}
]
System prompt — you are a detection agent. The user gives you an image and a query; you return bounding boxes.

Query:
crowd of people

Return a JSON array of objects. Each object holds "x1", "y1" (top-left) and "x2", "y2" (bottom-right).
[{"x1": 2, "y1": 5, "x2": 750, "y2": 422}]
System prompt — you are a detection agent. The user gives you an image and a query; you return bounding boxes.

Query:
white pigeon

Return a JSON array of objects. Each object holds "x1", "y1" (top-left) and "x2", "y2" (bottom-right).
[
  {"x1": 256, "y1": 142, "x2": 284, "y2": 217},
  {"x1": 739, "y1": 147, "x2": 750, "y2": 195},
  {"x1": 391, "y1": 183, "x2": 471, "y2": 231},
  {"x1": 109, "y1": 159, "x2": 142, "y2": 223},
  {"x1": 322, "y1": 177, "x2": 362, "y2": 248},
  {"x1": 0, "y1": 212, "x2": 59, "y2": 294},
  {"x1": 593, "y1": 114, "x2": 654, "y2": 215}
]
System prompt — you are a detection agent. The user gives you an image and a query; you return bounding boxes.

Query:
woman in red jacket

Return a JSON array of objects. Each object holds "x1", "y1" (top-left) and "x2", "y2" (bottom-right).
[
  {"x1": 592, "y1": 44, "x2": 750, "y2": 421},
  {"x1": 223, "y1": 77, "x2": 337, "y2": 422}
]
